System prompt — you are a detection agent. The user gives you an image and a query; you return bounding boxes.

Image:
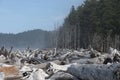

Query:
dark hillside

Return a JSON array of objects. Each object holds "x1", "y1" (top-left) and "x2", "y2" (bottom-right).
[{"x1": 0, "y1": 29, "x2": 53, "y2": 49}]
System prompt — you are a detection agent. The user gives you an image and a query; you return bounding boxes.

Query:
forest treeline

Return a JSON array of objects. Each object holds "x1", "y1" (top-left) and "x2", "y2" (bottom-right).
[
  {"x1": 55, "y1": 0, "x2": 120, "y2": 52},
  {"x1": 0, "y1": 0, "x2": 120, "y2": 52}
]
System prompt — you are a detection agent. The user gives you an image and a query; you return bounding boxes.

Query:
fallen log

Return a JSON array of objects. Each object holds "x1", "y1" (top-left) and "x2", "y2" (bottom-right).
[
  {"x1": 48, "y1": 71, "x2": 79, "y2": 80},
  {"x1": 5, "y1": 75, "x2": 22, "y2": 80},
  {"x1": 28, "y1": 60, "x2": 61, "y2": 69},
  {"x1": 67, "y1": 63, "x2": 120, "y2": 80},
  {"x1": 0, "y1": 65, "x2": 19, "y2": 77}
]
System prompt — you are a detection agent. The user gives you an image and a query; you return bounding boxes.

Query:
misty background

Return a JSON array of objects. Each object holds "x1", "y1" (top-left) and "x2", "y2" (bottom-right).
[
  {"x1": 0, "y1": 0, "x2": 84, "y2": 49},
  {"x1": 0, "y1": 0, "x2": 120, "y2": 52}
]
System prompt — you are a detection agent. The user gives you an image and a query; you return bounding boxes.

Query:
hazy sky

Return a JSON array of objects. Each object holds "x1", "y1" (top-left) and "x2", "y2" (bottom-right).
[{"x1": 0, "y1": 0, "x2": 84, "y2": 33}]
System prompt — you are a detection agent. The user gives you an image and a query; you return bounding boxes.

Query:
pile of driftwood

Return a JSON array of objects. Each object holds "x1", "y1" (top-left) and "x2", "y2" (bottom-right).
[{"x1": 0, "y1": 47, "x2": 120, "y2": 80}]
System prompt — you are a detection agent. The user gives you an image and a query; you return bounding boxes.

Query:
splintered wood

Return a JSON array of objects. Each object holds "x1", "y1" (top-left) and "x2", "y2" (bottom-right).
[
  {"x1": 0, "y1": 47, "x2": 120, "y2": 80},
  {"x1": 0, "y1": 66, "x2": 19, "y2": 77}
]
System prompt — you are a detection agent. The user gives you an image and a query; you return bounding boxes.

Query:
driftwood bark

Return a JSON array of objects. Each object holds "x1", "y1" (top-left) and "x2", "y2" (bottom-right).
[
  {"x1": 28, "y1": 60, "x2": 61, "y2": 69},
  {"x1": 5, "y1": 76, "x2": 22, "y2": 80},
  {"x1": 67, "y1": 63, "x2": 120, "y2": 80}
]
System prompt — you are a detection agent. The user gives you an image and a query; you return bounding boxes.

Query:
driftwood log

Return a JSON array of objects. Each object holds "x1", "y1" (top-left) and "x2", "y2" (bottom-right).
[
  {"x1": 28, "y1": 60, "x2": 61, "y2": 69},
  {"x1": 67, "y1": 63, "x2": 120, "y2": 80}
]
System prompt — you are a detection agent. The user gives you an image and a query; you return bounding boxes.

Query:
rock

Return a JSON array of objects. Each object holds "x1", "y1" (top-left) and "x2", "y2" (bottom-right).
[
  {"x1": 67, "y1": 63, "x2": 120, "y2": 80},
  {"x1": 48, "y1": 71, "x2": 79, "y2": 80}
]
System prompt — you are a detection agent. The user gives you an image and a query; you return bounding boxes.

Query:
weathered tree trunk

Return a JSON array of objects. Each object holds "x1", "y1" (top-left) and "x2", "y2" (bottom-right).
[{"x1": 67, "y1": 63, "x2": 120, "y2": 80}]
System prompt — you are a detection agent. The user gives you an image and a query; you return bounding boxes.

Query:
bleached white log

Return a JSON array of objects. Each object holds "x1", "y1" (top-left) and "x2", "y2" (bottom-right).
[{"x1": 0, "y1": 72, "x2": 4, "y2": 80}]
